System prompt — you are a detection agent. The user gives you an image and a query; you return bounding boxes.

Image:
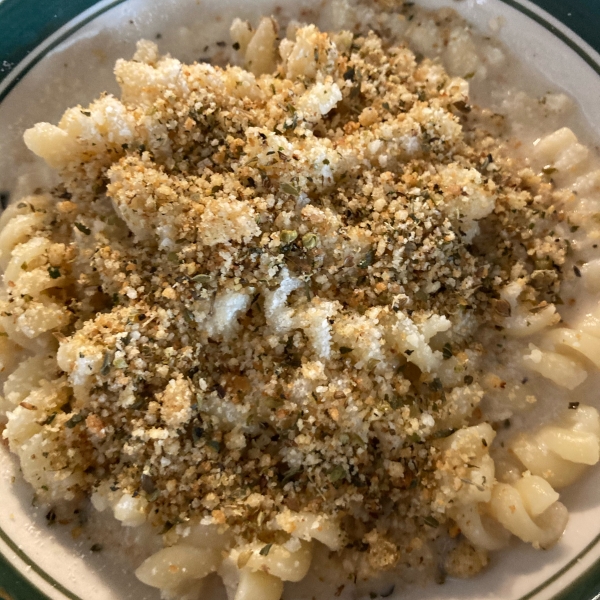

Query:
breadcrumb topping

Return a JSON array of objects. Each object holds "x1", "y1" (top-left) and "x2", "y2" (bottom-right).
[{"x1": 11, "y1": 16, "x2": 568, "y2": 576}]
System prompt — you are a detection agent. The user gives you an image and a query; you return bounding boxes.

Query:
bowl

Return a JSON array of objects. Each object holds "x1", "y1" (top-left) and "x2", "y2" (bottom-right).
[{"x1": 1, "y1": 1, "x2": 600, "y2": 599}]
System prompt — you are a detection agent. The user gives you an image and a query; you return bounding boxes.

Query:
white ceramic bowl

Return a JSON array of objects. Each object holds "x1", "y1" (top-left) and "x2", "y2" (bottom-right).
[{"x1": 1, "y1": 1, "x2": 600, "y2": 599}]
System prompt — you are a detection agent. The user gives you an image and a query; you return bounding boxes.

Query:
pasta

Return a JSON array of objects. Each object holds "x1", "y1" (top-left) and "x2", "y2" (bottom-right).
[
  {"x1": 487, "y1": 478, "x2": 568, "y2": 550},
  {"x1": 1, "y1": 2, "x2": 600, "y2": 599},
  {"x1": 449, "y1": 473, "x2": 567, "y2": 552},
  {"x1": 135, "y1": 545, "x2": 222, "y2": 591},
  {"x1": 439, "y1": 423, "x2": 569, "y2": 551},
  {"x1": 521, "y1": 300, "x2": 600, "y2": 391},
  {"x1": 234, "y1": 569, "x2": 284, "y2": 600},
  {"x1": 0, "y1": 196, "x2": 71, "y2": 352},
  {"x1": 509, "y1": 406, "x2": 600, "y2": 488},
  {"x1": 523, "y1": 344, "x2": 588, "y2": 391}
]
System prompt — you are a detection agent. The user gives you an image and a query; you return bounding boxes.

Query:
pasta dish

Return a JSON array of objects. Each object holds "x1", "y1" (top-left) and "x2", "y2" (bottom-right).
[{"x1": 1, "y1": 2, "x2": 600, "y2": 599}]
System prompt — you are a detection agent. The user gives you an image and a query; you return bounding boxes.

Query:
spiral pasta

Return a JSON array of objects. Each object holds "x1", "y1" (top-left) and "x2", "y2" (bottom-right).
[
  {"x1": 520, "y1": 301, "x2": 600, "y2": 391},
  {"x1": 0, "y1": 196, "x2": 72, "y2": 353},
  {"x1": 486, "y1": 477, "x2": 568, "y2": 550},
  {"x1": 532, "y1": 127, "x2": 590, "y2": 184},
  {"x1": 435, "y1": 423, "x2": 497, "y2": 509},
  {"x1": 496, "y1": 280, "x2": 560, "y2": 339},
  {"x1": 510, "y1": 405, "x2": 600, "y2": 488},
  {"x1": 3, "y1": 373, "x2": 85, "y2": 501},
  {"x1": 131, "y1": 506, "x2": 334, "y2": 598},
  {"x1": 451, "y1": 474, "x2": 567, "y2": 551},
  {"x1": 523, "y1": 344, "x2": 588, "y2": 391},
  {"x1": 135, "y1": 525, "x2": 313, "y2": 600},
  {"x1": 0, "y1": 195, "x2": 51, "y2": 268},
  {"x1": 445, "y1": 409, "x2": 597, "y2": 551}
]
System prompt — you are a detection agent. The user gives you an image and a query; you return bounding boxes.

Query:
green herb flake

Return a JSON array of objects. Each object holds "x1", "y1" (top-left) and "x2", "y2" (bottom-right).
[
  {"x1": 453, "y1": 100, "x2": 471, "y2": 113},
  {"x1": 112, "y1": 357, "x2": 127, "y2": 369},
  {"x1": 100, "y1": 351, "x2": 112, "y2": 376},
  {"x1": 442, "y1": 343, "x2": 453, "y2": 360},
  {"x1": 74, "y1": 222, "x2": 91, "y2": 235},
  {"x1": 350, "y1": 433, "x2": 366, "y2": 448},
  {"x1": 192, "y1": 426, "x2": 205, "y2": 443},
  {"x1": 280, "y1": 230, "x2": 298, "y2": 245},
  {"x1": 43, "y1": 414, "x2": 57, "y2": 426},
  {"x1": 191, "y1": 273, "x2": 212, "y2": 284},
  {"x1": 429, "y1": 377, "x2": 443, "y2": 392},
  {"x1": 328, "y1": 465, "x2": 346, "y2": 483},
  {"x1": 48, "y1": 266, "x2": 61, "y2": 279},
  {"x1": 283, "y1": 113, "x2": 298, "y2": 131},
  {"x1": 65, "y1": 413, "x2": 84, "y2": 429},
  {"x1": 358, "y1": 249, "x2": 374, "y2": 269},
  {"x1": 424, "y1": 516, "x2": 439, "y2": 528},
  {"x1": 479, "y1": 155, "x2": 493, "y2": 171},
  {"x1": 433, "y1": 428, "x2": 456, "y2": 439},
  {"x1": 281, "y1": 467, "x2": 301, "y2": 485},
  {"x1": 90, "y1": 543, "x2": 103, "y2": 552},
  {"x1": 128, "y1": 396, "x2": 145, "y2": 410},
  {"x1": 46, "y1": 509, "x2": 57, "y2": 526},
  {"x1": 259, "y1": 543, "x2": 273, "y2": 556},
  {"x1": 302, "y1": 232, "x2": 318, "y2": 250},
  {"x1": 208, "y1": 440, "x2": 221, "y2": 452},
  {"x1": 147, "y1": 490, "x2": 160, "y2": 502},
  {"x1": 366, "y1": 358, "x2": 380, "y2": 371},
  {"x1": 339, "y1": 347, "x2": 353, "y2": 355},
  {"x1": 281, "y1": 183, "x2": 300, "y2": 196},
  {"x1": 161, "y1": 521, "x2": 174, "y2": 534}
]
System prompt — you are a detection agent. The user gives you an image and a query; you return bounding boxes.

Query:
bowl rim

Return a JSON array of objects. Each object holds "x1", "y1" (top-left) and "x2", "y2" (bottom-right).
[{"x1": 1, "y1": 0, "x2": 600, "y2": 599}]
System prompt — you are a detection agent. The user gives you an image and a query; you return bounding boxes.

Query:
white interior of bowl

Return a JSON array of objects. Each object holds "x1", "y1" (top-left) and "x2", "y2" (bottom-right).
[{"x1": 1, "y1": 1, "x2": 600, "y2": 599}]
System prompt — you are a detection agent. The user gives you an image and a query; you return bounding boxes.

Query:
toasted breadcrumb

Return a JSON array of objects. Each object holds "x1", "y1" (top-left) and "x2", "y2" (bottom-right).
[{"x1": 10, "y1": 11, "x2": 568, "y2": 577}]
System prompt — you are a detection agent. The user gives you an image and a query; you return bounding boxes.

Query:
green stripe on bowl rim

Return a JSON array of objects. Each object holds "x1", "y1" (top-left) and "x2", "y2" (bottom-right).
[
  {"x1": 0, "y1": 555, "x2": 46, "y2": 600},
  {"x1": 0, "y1": 0, "x2": 599, "y2": 599}
]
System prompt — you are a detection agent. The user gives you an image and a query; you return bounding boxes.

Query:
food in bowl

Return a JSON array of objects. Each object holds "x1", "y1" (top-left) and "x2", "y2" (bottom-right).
[{"x1": 2, "y1": 1, "x2": 600, "y2": 598}]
